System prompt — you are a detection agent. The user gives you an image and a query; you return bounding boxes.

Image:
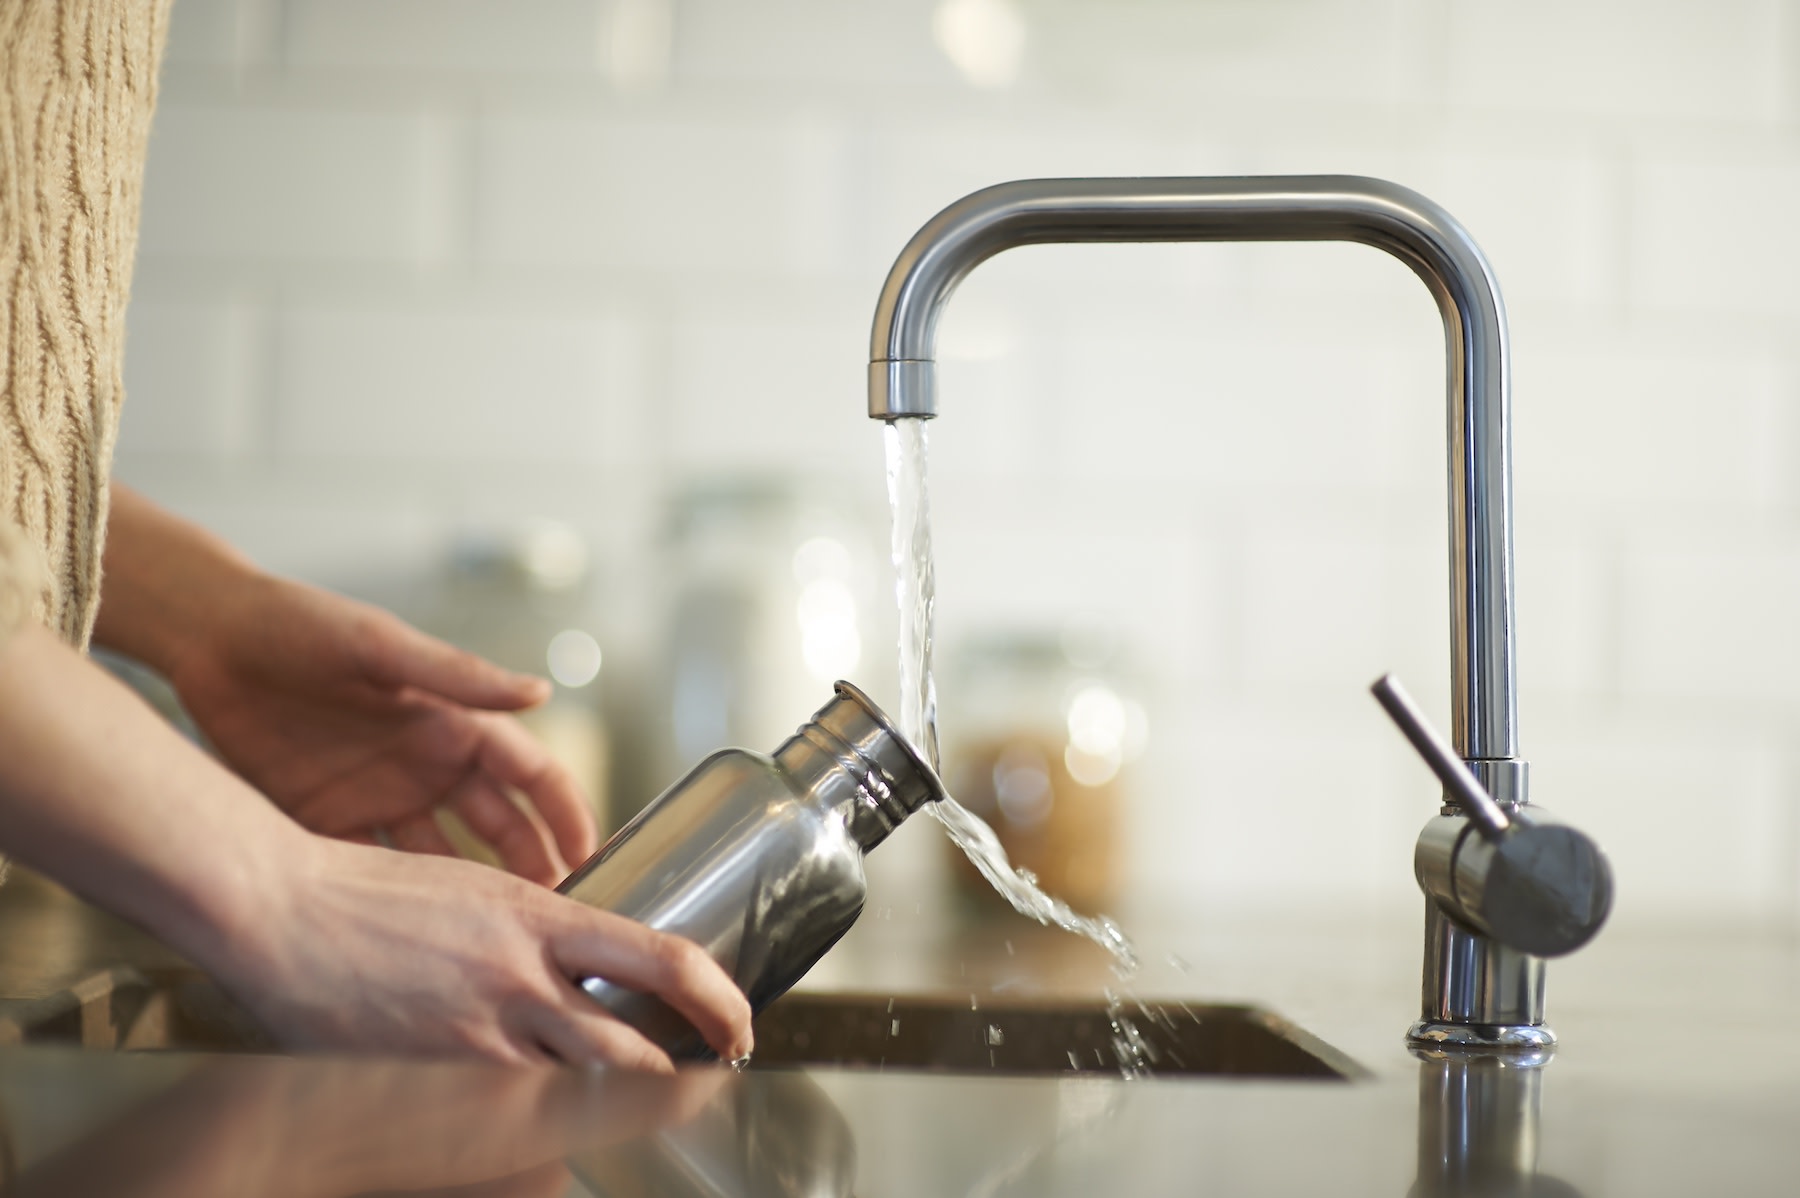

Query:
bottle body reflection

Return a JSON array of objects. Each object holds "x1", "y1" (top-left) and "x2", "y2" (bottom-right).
[{"x1": 571, "y1": 1069, "x2": 855, "y2": 1198}]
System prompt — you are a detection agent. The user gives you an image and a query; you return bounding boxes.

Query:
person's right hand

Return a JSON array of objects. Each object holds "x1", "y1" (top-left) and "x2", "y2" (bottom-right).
[{"x1": 213, "y1": 834, "x2": 754, "y2": 1069}]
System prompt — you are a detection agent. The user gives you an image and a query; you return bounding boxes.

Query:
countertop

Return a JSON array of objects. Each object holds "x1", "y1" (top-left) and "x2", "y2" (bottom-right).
[{"x1": 4, "y1": 866, "x2": 1800, "y2": 1195}]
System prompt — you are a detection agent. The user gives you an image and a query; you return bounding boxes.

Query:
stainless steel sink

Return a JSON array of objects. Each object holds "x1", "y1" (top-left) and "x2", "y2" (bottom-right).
[
  {"x1": 748, "y1": 992, "x2": 1363, "y2": 1080},
  {"x1": 5, "y1": 970, "x2": 1360, "y2": 1080}
]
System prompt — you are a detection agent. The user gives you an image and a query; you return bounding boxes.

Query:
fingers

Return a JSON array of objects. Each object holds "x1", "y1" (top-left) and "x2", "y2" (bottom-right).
[
  {"x1": 521, "y1": 997, "x2": 676, "y2": 1074},
  {"x1": 548, "y1": 912, "x2": 754, "y2": 1063},
  {"x1": 387, "y1": 810, "x2": 459, "y2": 858},
  {"x1": 356, "y1": 608, "x2": 552, "y2": 712},
  {"x1": 471, "y1": 712, "x2": 600, "y2": 870},
  {"x1": 449, "y1": 771, "x2": 566, "y2": 886}
]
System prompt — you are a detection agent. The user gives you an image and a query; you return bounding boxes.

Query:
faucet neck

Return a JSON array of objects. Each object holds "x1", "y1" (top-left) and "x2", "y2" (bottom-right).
[{"x1": 867, "y1": 176, "x2": 1521, "y2": 768}]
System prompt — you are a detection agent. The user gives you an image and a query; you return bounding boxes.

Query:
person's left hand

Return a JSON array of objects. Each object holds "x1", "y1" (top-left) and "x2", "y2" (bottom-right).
[{"x1": 163, "y1": 572, "x2": 598, "y2": 886}]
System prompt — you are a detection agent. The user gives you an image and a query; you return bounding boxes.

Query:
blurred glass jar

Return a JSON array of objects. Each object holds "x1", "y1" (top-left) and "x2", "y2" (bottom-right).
[
  {"x1": 941, "y1": 631, "x2": 1146, "y2": 916},
  {"x1": 408, "y1": 522, "x2": 611, "y2": 839},
  {"x1": 644, "y1": 478, "x2": 889, "y2": 813}
]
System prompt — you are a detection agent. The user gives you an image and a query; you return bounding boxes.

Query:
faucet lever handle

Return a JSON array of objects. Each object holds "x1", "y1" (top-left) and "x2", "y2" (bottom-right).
[
  {"x1": 1371, "y1": 674, "x2": 1511, "y2": 841},
  {"x1": 1379, "y1": 671, "x2": 1614, "y2": 958}
]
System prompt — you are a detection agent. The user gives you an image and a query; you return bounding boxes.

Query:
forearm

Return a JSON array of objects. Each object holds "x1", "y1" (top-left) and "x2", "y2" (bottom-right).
[
  {"x1": 0, "y1": 623, "x2": 307, "y2": 979},
  {"x1": 93, "y1": 484, "x2": 264, "y2": 679}
]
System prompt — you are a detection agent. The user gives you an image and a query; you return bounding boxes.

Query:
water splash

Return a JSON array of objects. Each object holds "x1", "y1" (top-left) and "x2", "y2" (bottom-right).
[
  {"x1": 1104, "y1": 988, "x2": 1154, "y2": 1079},
  {"x1": 884, "y1": 417, "x2": 1139, "y2": 975},
  {"x1": 929, "y1": 795, "x2": 1138, "y2": 972}
]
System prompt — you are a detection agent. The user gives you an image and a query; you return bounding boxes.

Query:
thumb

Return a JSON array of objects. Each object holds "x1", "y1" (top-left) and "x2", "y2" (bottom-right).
[{"x1": 359, "y1": 613, "x2": 551, "y2": 711}]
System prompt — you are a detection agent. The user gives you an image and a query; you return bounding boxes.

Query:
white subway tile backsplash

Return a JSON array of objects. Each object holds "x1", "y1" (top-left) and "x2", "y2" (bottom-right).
[
  {"x1": 1036, "y1": 0, "x2": 1440, "y2": 109},
  {"x1": 1237, "y1": 524, "x2": 1446, "y2": 699},
  {"x1": 928, "y1": 477, "x2": 1220, "y2": 687},
  {"x1": 1514, "y1": 529, "x2": 1614, "y2": 700},
  {"x1": 675, "y1": 0, "x2": 952, "y2": 89},
  {"x1": 119, "y1": 297, "x2": 262, "y2": 459},
  {"x1": 926, "y1": 302, "x2": 1058, "y2": 483},
  {"x1": 663, "y1": 306, "x2": 872, "y2": 471},
  {"x1": 285, "y1": 0, "x2": 612, "y2": 74},
  {"x1": 1512, "y1": 343, "x2": 1786, "y2": 513},
  {"x1": 111, "y1": 469, "x2": 451, "y2": 584},
  {"x1": 1618, "y1": 535, "x2": 1800, "y2": 706},
  {"x1": 140, "y1": 103, "x2": 460, "y2": 264},
  {"x1": 1134, "y1": 704, "x2": 1412, "y2": 911},
  {"x1": 276, "y1": 301, "x2": 650, "y2": 465},
  {"x1": 1632, "y1": 149, "x2": 1800, "y2": 320},
  {"x1": 1050, "y1": 312, "x2": 1433, "y2": 495},
  {"x1": 1446, "y1": 0, "x2": 1787, "y2": 123},
  {"x1": 475, "y1": 108, "x2": 860, "y2": 276},
  {"x1": 163, "y1": 0, "x2": 278, "y2": 69}
]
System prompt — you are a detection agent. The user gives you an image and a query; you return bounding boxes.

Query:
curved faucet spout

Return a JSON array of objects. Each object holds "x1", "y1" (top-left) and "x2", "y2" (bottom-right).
[{"x1": 866, "y1": 175, "x2": 1520, "y2": 770}]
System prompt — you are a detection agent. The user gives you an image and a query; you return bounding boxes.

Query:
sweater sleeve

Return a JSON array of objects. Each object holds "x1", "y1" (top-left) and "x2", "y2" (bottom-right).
[{"x1": 0, "y1": 519, "x2": 47, "y2": 649}]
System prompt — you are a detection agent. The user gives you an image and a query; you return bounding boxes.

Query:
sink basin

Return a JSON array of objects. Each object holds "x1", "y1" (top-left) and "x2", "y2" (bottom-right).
[
  {"x1": 749, "y1": 992, "x2": 1363, "y2": 1080},
  {"x1": 4, "y1": 970, "x2": 1360, "y2": 1081}
]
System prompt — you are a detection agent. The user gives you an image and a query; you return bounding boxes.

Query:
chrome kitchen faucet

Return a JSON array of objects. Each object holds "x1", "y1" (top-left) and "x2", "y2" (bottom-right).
[{"x1": 865, "y1": 176, "x2": 1612, "y2": 1051}]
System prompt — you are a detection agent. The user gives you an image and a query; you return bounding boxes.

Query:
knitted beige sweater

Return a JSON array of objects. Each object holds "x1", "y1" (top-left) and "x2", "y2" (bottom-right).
[{"x1": 0, "y1": 1, "x2": 171, "y2": 650}]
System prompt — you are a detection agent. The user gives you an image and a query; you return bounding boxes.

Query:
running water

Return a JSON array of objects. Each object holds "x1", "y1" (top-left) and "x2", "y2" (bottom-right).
[
  {"x1": 883, "y1": 420, "x2": 1138, "y2": 974},
  {"x1": 886, "y1": 418, "x2": 940, "y2": 773}
]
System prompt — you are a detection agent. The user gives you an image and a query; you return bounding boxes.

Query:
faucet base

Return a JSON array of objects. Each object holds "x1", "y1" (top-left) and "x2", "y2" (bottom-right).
[{"x1": 1406, "y1": 1019, "x2": 1556, "y2": 1056}]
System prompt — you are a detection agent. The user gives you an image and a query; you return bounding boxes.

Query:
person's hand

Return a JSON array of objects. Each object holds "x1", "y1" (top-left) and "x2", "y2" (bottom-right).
[
  {"x1": 214, "y1": 834, "x2": 754, "y2": 1067},
  {"x1": 0, "y1": 619, "x2": 752, "y2": 1067},
  {"x1": 95, "y1": 487, "x2": 598, "y2": 885},
  {"x1": 167, "y1": 571, "x2": 597, "y2": 886}
]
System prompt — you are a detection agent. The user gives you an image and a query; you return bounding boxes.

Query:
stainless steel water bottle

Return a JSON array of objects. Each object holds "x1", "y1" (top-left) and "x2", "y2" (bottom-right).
[{"x1": 557, "y1": 680, "x2": 945, "y2": 1057}]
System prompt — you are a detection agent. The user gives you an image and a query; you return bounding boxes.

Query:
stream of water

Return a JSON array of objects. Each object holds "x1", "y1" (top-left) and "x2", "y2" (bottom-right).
[{"x1": 883, "y1": 419, "x2": 1139, "y2": 975}]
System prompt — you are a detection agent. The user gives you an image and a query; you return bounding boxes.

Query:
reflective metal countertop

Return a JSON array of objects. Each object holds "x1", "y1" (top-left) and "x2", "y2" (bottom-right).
[
  {"x1": 4, "y1": 867, "x2": 1800, "y2": 1195},
  {"x1": 4, "y1": 1036, "x2": 1799, "y2": 1196}
]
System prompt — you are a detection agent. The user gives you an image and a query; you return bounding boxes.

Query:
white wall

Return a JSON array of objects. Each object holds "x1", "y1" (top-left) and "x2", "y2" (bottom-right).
[{"x1": 118, "y1": 0, "x2": 1800, "y2": 927}]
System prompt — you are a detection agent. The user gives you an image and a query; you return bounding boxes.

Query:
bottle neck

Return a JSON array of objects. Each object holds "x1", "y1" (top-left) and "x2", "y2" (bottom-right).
[{"x1": 773, "y1": 682, "x2": 945, "y2": 852}]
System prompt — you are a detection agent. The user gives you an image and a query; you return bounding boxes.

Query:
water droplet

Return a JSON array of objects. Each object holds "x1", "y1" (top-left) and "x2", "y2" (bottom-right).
[
  {"x1": 986, "y1": 1024, "x2": 1005, "y2": 1046},
  {"x1": 729, "y1": 1054, "x2": 752, "y2": 1072}
]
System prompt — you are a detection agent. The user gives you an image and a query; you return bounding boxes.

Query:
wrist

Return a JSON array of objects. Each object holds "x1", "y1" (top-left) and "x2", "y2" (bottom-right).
[
  {"x1": 169, "y1": 809, "x2": 323, "y2": 995},
  {"x1": 0, "y1": 627, "x2": 319, "y2": 994},
  {"x1": 95, "y1": 487, "x2": 267, "y2": 683}
]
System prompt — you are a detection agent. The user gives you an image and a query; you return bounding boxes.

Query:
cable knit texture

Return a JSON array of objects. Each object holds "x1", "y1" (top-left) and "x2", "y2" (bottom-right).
[{"x1": 0, "y1": 0, "x2": 170, "y2": 650}]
